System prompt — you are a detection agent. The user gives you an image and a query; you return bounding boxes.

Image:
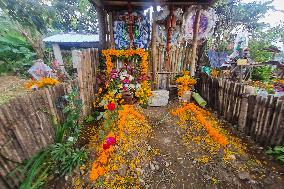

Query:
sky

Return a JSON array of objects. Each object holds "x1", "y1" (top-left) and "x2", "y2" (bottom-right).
[{"x1": 242, "y1": 0, "x2": 284, "y2": 27}]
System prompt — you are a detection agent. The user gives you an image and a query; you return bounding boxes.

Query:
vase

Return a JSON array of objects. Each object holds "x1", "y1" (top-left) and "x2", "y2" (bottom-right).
[
  {"x1": 122, "y1": 91, "x2": 133, "y2": 104},
  {"x1": 181, "y1": 90, "x2": 192, "y2": 102}
]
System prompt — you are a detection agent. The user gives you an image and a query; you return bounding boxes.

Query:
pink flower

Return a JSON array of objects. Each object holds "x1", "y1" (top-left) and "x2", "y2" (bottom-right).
[
  {"x1": 106, "y1": 137, "x2": 116, "y2": 146},
  {"x1": 122, "y1": 77, "x2": 130, "y2": 84}
]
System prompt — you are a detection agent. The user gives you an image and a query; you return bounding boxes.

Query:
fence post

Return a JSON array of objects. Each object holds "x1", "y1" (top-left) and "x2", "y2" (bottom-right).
[{"x1": 238, "y1": 93, "x2": 249, "y2": 132}]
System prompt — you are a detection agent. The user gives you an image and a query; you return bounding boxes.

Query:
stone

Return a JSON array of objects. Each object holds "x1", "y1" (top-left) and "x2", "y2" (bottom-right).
[
  {"x1": 181, "y1": 90, "x2": 192, "y2": 102},
  {"x1": 155, "y1": 164, "x2": 160, "y2": 170},
  {"x1": 150, "y1": 162, "x2": 156, "y2": 171},
  {"x1": 148, "y1": 90, "x2": 169, "y2": 107},
  {"x1": 238, "y1": 171, "x2": 251, "y2": 181},
  {"x1": 118, "y1": 164, "x2": 127, "y2": 177}
]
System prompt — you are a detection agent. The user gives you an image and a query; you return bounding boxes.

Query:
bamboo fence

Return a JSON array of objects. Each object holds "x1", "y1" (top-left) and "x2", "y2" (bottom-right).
[
  {"x1": 154, "y1": 43, "x2": 192, "y2": 89},
  {"x1": 196, "y1": 73, "x2": 284, "y2": 146},
  {"x1": 0, "y1": 81, "x2": 77, "y2": 189},
  {"x1": 0, "y1": 48, "x2": 98, "y2": 189}
]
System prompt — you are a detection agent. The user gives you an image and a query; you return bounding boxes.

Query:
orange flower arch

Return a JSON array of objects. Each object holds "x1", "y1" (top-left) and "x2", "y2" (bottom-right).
[{"x1": 101, "y1": 49, "x2": 149, "y2": 75}]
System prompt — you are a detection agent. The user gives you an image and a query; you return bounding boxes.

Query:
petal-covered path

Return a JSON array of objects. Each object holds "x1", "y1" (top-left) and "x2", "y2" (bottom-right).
[
  {"x1": 61, "y1": 100, "x2": 284, "y2": 189},
  {"x1": 142, "y1": 101, "x2": 284, "y2": 189}
]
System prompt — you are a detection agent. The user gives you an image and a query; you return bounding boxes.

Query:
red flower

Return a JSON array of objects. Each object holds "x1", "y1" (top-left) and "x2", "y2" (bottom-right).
[
  {"x1": 107, "y1": 103, "x2": 116, "y2": 111},
  {"x1": 103, "y1": 143, "x2": 110, "y2": 150}
]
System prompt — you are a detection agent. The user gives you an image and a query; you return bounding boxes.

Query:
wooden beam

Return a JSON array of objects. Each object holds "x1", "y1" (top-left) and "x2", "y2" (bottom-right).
[
  {"x1": 97, "y1": 6, "x2": 107, "y2": 50},
  {"x1": 190, "y1": 8, "x2": 201, "y2": 77},
  {"x1": 108, "y1": 12, "x2": 115, "y2": 49},
  {"x1": 151, "y1": 5, "x2": 158, "y2": 89},
  {"x1": 92, "y1": 0, "x2": 103, "y2": 7}
]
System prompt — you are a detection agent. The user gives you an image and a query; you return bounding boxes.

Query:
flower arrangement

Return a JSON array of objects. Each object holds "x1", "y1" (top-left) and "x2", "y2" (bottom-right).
[
  {"x1": 176, "y1": 71, "x2": 197, "y2": 97},
  {"x1": 25, "y1": 77, "x2": 60, "y2": 90},
  {"x1": 102, "y1": 48, "x2": 149, "y2": 76},
  {"x1": 135, "y1": 80, "x2": 152, "y2": 107},
  {"x1": 95, "y1": 48, "x2": 152, "y2": 111}
]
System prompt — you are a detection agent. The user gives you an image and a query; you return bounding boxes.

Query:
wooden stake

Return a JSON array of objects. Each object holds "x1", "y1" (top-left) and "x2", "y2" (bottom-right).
[
  {"x1": 151, "y1": 5, "x2": 158, "y2": 89},
  {"x1": 108, "y1": 12, "x2": 115, "y2": 49},
  {"x1": 97, "y1": 6, "x2": 107, "y2": 50},
  {"x1": 190, "y1": 8, "x2": 201, "y2": 76}
]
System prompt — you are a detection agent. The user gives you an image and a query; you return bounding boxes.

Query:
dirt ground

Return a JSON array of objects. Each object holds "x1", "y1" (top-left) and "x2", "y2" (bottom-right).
[
  {"x1": 0, "y1": 75, "x2": 28, "y2": 105},
  {"x1": 43, "y1": 100, "x2": 284, "y2": 189},
  {"x1": 142, "y1": 100, "x2": 284, "y2": 189}
]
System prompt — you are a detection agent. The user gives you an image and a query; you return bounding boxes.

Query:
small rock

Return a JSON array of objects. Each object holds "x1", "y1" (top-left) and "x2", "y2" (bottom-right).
[
  {"x1": 147, "y1": 145, "x2": 152, "y2": 151},
  {"x1": 155, "y1": 164, "x2": 160, "y2": 170},
  {"x1": 238, "y1": 171, "x2": 251, "y2": 181},
  {"x1": 150, "y1": 162, "x2": 156, "y2": 171},
  {"x1": 165, "y1": 162, "x2": 170, "y2": 167},
  {"x1": 263, "y1": 177, "x2": 274, "y2": 185},
  {"x1": 228, "y1": 154, "x2": 236, "y2": 160},
  {"x1": 139, "y1": 179, "x2": 145, "y2": 186},
  {"x1": 118, "y1": 164, "x2": 127, "y2": 177}
]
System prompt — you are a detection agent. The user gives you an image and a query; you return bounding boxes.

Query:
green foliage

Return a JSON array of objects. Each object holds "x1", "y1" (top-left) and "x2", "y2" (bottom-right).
[
  {"x1": 266, "y1": 146, "x2": 284, "y2": 164},
  {"x1": 251, "y1": 66, "x2": 274, "y2": 82},
  {"x1": 19, "y1": 89, "x2": 87, "y2": 188},
  {"x1": 51, "y1": 143, "x2": 87, "y2": 176},
  {"x1": 20, "y1": 149, "x2": 52, "y2": 189},
  {"x1": 210, "y1": 0, "x2": 279, "y2": 63},
  {"x1": 0, "y1": 15, "x2": 36, "y2": 75}
]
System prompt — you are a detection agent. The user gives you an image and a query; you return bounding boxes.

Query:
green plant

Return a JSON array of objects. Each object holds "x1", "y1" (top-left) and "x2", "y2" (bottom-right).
[
  {"x1": 19, "y1": 88, "x2": 87, "y2": 189},
  {"x1": 266, "y1": 146, "x2": 284, "y2": 164},
  {"x1": 51, "y1": 143, "x2": 88, "y2": 176},
  {"x1": 19, "y1": 149, "x2": 53, "y2": 189},
  {"x1": 251, "y1": 66, "x2": 274, "y2": 82}
]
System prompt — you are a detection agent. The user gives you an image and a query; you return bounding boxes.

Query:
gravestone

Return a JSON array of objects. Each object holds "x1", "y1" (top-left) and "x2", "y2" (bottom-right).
[{"x1": 148, "y1": 90, "x2": 169, "y2": 106}]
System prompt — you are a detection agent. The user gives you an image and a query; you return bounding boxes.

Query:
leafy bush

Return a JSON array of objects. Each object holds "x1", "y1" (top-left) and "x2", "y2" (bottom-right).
[
  {"x1": 51, "y1": 143, "x2": 88, "y2": 176},
  {"x1": 19, "y1": 89, "x2": 88, "y2": 189},
  {"x1": 251, "y1": 66, "x2": 274, "y2": 82},
  {"x1": 0, "y1": 15, "x2": 36, "y2": 75},
  {"x1": 266, "y1": 146, "x2": 284, "y2": 164}
]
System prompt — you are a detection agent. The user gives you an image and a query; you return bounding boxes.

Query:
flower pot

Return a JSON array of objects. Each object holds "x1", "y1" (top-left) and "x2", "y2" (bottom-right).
[
  {"x1": 122, "y1": 91, "x2": 133, "y2": 104},
  {"x1": 181, "y1": 90, "x2": 192, "y2": 102}
]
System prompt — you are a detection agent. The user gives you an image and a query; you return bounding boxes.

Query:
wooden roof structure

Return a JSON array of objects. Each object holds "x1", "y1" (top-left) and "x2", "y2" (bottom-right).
[{"x1": 92, "y1": 0, "x2": 215, "y2": 11}]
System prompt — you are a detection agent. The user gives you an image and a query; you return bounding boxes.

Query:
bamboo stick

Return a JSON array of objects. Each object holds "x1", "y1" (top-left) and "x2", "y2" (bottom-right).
[{"x1": 190, "y1": 8, "x2": 201, "y2": 76}]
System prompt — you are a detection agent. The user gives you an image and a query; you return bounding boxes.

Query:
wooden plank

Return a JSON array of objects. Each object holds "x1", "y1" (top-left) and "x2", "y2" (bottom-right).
[
  {"x1": 265, "y1": 97, "x2": 280, "y2": 145},
  {"x1": 269, "y1": 100, "x2": 284, "y2": 145},
  {"x1": 250, "y1": 95, "x2": 261, "y2": 139},
  {"x1": 190, "y1": 8, "x2": 201, "y2": 76},
  {"x1": 245, "y1": 95, "x2": 256, "y2": 135},
  {"x1": 258, "y1": 95, "x2": 273, "y2": 145},
  {"x1": 254, "y1": 96, "x2": 266, "y2": 142}
]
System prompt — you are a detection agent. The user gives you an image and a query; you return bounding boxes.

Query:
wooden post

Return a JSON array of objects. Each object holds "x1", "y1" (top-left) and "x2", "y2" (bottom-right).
[
  {"x1": 108, "y1": 11, "x2": 115, "y2": 49},
  {"x1": 190, "y1": 8, "x2": 201, "y2": 77},
  {"x1": 238, "y1": 93, "x2": 249, "y2": 132},
  {"x1": 97, "y1": 6, "x2": 107, "y2": 50},
  {"x1": 52, "y1": 43, "x2": 69, "y2": 77},
  {"x1": 151, "y1": 5, "x2": 158, "y2": 89}
]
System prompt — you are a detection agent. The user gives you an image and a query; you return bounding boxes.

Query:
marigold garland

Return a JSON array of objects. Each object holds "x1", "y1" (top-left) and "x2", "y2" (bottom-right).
[
  {"x1": 135, "y1": 81, "x2": 152, "y2": 106},
  {"x1": 176, "y1": 71, "x2": 197, "y2": 97},
  {"x1": 25, "y1": 77, "x2": 60, "y2": 90},
  {"x1": 102, "y1": 49, "x2": 149, "y2": 75},
  {"x1": 172, "y1": 103, "x2": 228, "y2": 146}
]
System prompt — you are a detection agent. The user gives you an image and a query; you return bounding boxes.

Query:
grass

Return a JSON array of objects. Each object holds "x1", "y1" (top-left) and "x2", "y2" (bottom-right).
[{"x1": 0, "y1": 75, "x2": 28, "y2": 105}]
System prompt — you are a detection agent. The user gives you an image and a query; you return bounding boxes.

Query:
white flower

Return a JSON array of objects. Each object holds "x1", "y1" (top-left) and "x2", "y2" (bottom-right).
[
  {"x1": 124, "y1": 84, "x2": 129, "y2": 88},
  {"x1": 129, "y1": 75, "x2": 134, "y2": 81},
  {"x1": 136, "y1": 83, "x2": 141, "y2": 89},
  {"x1": 120, "y1": 75, "x2": 126, "y2": 80},
  {"x1": 67, "y1": 137, "x2": 74, "y2": 142},
  {"x1": 129, "y1": 84, "x2": 135, "y2": 89}
]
